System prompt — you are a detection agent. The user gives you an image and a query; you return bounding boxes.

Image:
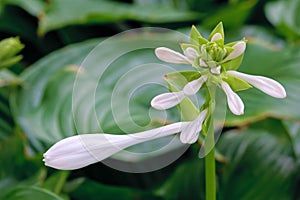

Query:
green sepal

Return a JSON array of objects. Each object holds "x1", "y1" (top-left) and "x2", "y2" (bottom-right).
[
  {"x1": 209, "y1": 22, "x2": 224, "y2": 44},
  {"x1": 222, "y1": 54, "x2": 244, "y2": 70},
  {"x1": 180, "y1": 43, "x2": 199, "y2": 53},
  {"x1": 164, "y1": 71, "x2": 201, "y2": 89},
  {"x1": 224, "y1": 46, "x2": 234, "y2": 57},
  {"x1": 198, "y1": 36, "x2": 209, "y2": 45},
  {"x1": 222, "y1": 74, "x2": 252, "y2": 91},
  {"x1": 190, "y1": 25, "x2": 201, "y2": 45}
]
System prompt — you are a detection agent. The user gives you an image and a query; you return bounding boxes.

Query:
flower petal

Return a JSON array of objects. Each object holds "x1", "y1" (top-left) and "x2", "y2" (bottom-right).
[
  {"x1": 183, "y1": 47, "x2": 199, "y2": 61},
  {"x1": 155, "y1": 47, "x2": 191, "y2": 64},
  {"x1": 180, "y1": 109, "x2": 208, "y2": 144},
  {"x1": 227, "y1": 71, "x2": 286, "y2": 98},
  {"x1": 210, "y1": 65, "x2": 221, "y2": 75},
  {"x1": 221, "y1": 81, "x2": 244, "y2": 115},
  {"x1": 151, "y1": 91, "x2": 186, "y2": 110},
  {"x1": 183, "y1": 75, "x2": 208, "y2": 96},
  {"x1": 199, "y1": 58, "x2": 208, "y2": 67},
  {"x1": 223, "y1": 41, "x2": 246, "y2": 62},
  {"x1": 44, "y1": 122, "x2": 188, "y2": 170},
  {"x1": 211, "y1": 33, "x2": 223, "y2": 42}
]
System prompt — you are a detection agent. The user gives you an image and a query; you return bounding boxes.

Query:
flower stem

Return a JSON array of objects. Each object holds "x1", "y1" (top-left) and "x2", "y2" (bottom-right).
[
  {"x1": 205, "y1": 82, "x2": 216, "y2": 200},
  {"x1": 205, "y1": 137, "x2": 216, "y2": 200}
]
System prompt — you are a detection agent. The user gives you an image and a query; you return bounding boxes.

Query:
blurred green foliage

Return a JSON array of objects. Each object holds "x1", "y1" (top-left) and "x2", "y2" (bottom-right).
[{"x1": 0, "y1": 0, "x2": 299, "y2": 199}]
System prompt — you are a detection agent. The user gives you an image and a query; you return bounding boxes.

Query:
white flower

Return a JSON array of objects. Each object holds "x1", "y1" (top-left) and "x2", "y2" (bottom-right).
[
  {"x1": 222, "y1": 41, "x2": 246, "y2": 62},
  {"x1": 210, "y1": 33, "x2": 223, "y2": 42},
  {"x1": 151, "y1": 75, "x2": 207, "y2": 110},
  {"x1": 183, "y1": 75, "x2": 208, "y2": 96},
  {"x1": 227, "y1": 71, "x2": 286, "y2": 98},
  {"x1": 180, "y1": 109, "x2": 208, "y2": 144},
  {"x1": 221, "y1": 81, "x2": 244, "y2": 115},
  {"x1": 44, "y1": 122, "x2": 189, "y2": 170},
  {"x1": 155, "y1": 47, "x2": 197, "y2": 64}
]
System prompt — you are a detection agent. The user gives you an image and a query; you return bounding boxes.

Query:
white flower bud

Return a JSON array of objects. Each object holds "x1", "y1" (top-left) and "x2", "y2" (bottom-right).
[
  {"x1": 183, "y1": 75, "x2": 208, "y2": 96},
  {"x1": 183, "y1": 47, "x2": 199, "y2": 61},
  {"x1": 180, "y1": 109, "x2": 208, "y2": 144},
  {"x1": 227, "y1": 71, "x2": 286, "y2": 98},
  {"x1": 151, "y1": 91, "x2": 186, "y2": 110},
  {"x1": 155, "y1": 47, "x2": 191, "y2": 64},
  {"x1": 211, "y1": 33, "x2": 223, "y2": 42},
  {"x1": 44, "y1": 122, "x2": 188, "y2": 170},
  {"x1": 223, "y1": 41, "x2": 246, "y2": 62},
  {"x1": 221, "y1": 81, "x2": 244, "y2": 115}
]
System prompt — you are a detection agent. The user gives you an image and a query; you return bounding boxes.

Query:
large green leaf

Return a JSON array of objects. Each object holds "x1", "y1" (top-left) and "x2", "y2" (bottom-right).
[
  {"x1": 0, "y1": 88, "x2": 14, "y2": 141},
  {"x1": 217, "y1": 118, "x2": 298, "y2": 200},
  {"x1": 36, "y1": 0, "x2": 201, "y2": 35},
  {"x1": 155, "y1": 156, "x2": 206, "y2": 200},
  {"x1": 2, "y1": 186, "x2": 64, "y2": 200},
  {"x1": 265, "y1": 0, "x2": 300, "y2": 40},
  {"x1": 68, "y1": 178, "x2": 161, "y2": 200}
]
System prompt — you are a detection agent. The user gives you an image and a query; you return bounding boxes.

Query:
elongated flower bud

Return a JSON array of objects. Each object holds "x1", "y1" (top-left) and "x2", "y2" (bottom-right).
[
  {"x1": 183, "y1": 47, "x2": 199, "y2": 61},
  {"x1": 227, "y1": 71, "x2": 286, "y2": 98},
  {"x1": 210, "y1": 33, "x2": 222, "y2": 42},
  {"x1": 44, "y1": 122, "x2": 188, "y2": 170},
  {"x1": 180, "y1": 109, "x2": 208, "y2": 144},
  {"x1": 183, "y1": 75, "x2": 208, "y2": 96},
  {"x1": 151, "y1": 91, "x2": 186, "y2": 110},
  {"x1": 222, "y1": 41, "x2": 246, "y2": 62},
  {"x1": 221, "y1": 81, "x2": 244, "y2": 115},
  {"x1": 155, "y1": 47, "x2": 191, "y2": 64}
]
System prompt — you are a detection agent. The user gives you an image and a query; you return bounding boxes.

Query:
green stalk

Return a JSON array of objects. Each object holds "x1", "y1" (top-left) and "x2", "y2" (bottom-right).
[
  {"x1": 205, "y1": 130, "x2": 216, "y2": 200},
  {"x1": 205, "y1": 82, "x2": 216, "y2": 200}
]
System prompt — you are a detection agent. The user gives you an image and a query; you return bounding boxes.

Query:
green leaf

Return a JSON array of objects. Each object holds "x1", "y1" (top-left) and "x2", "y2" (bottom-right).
[
  {"x1": 2, "y1": 186, "x2": 64, "y2": 200},
  {"x1": 0, "y1": 69, "x2": 21, "y2": 87},
  {"x1": 3, "y1": 0, "x2": 46, "y2": 16},
  {"x1": 155, "y1": 157, "x2": 205, "y2": 200},
  {"x1": 265, "y1": 0, "x2": 300, "y2": 40},
  {"x1": 202, "y1": 0, "x2": 258, "y2": 30},
  {"x1": 43, "y1": 171, "x2": 70, "y2": 195},
  {"x1": 218, "y1": 118, "x2": 298, "y2": 200},
  {"x1": 37, "y1": 0, "x2": 201, "y2": 35},
  {"x1": 69, "y1": 178, "x2": 160, "y2": 200},
  {"x1": 222, "y1": 74, "x2": 252, "y2": 92}
]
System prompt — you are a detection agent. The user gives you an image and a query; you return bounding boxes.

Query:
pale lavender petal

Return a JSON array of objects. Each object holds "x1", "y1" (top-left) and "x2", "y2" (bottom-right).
[
  {"x1": 211, "y1": 33, "x2": 222, "y2": 42},
  {"x1": 221, "y1": 81, "x2": 244, "y2": 115},
  {"x1": 155, "y1": 47, "x2": 191, "y2": 64},
  {"x1": 183, "y1": 75, "x2": 208, "y2": 96},
  {"x1": 227, "y1": 71, "x2": 286, "y2": 98},
  {"x1": 151, "y1": 91, "x2": 186, "y2": 110},
  {"x1": 199, "y1": 58, "x2": 208, "y2": 67},
  {"x1": 210, "y1": 65, "x2": 221, "y2": 75},
  {"x1": 180, "y1": 109, "x2": 208, "y2": 144},
  {"x1": 44, "y1": 122, "x2": 188, "y2": 170},
  {"x1": 223, "y1": 41, "x2": 246, "y2": 62},
  {"x1": 183, "y1": 47, "x2": 199, "y2": 61}
]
